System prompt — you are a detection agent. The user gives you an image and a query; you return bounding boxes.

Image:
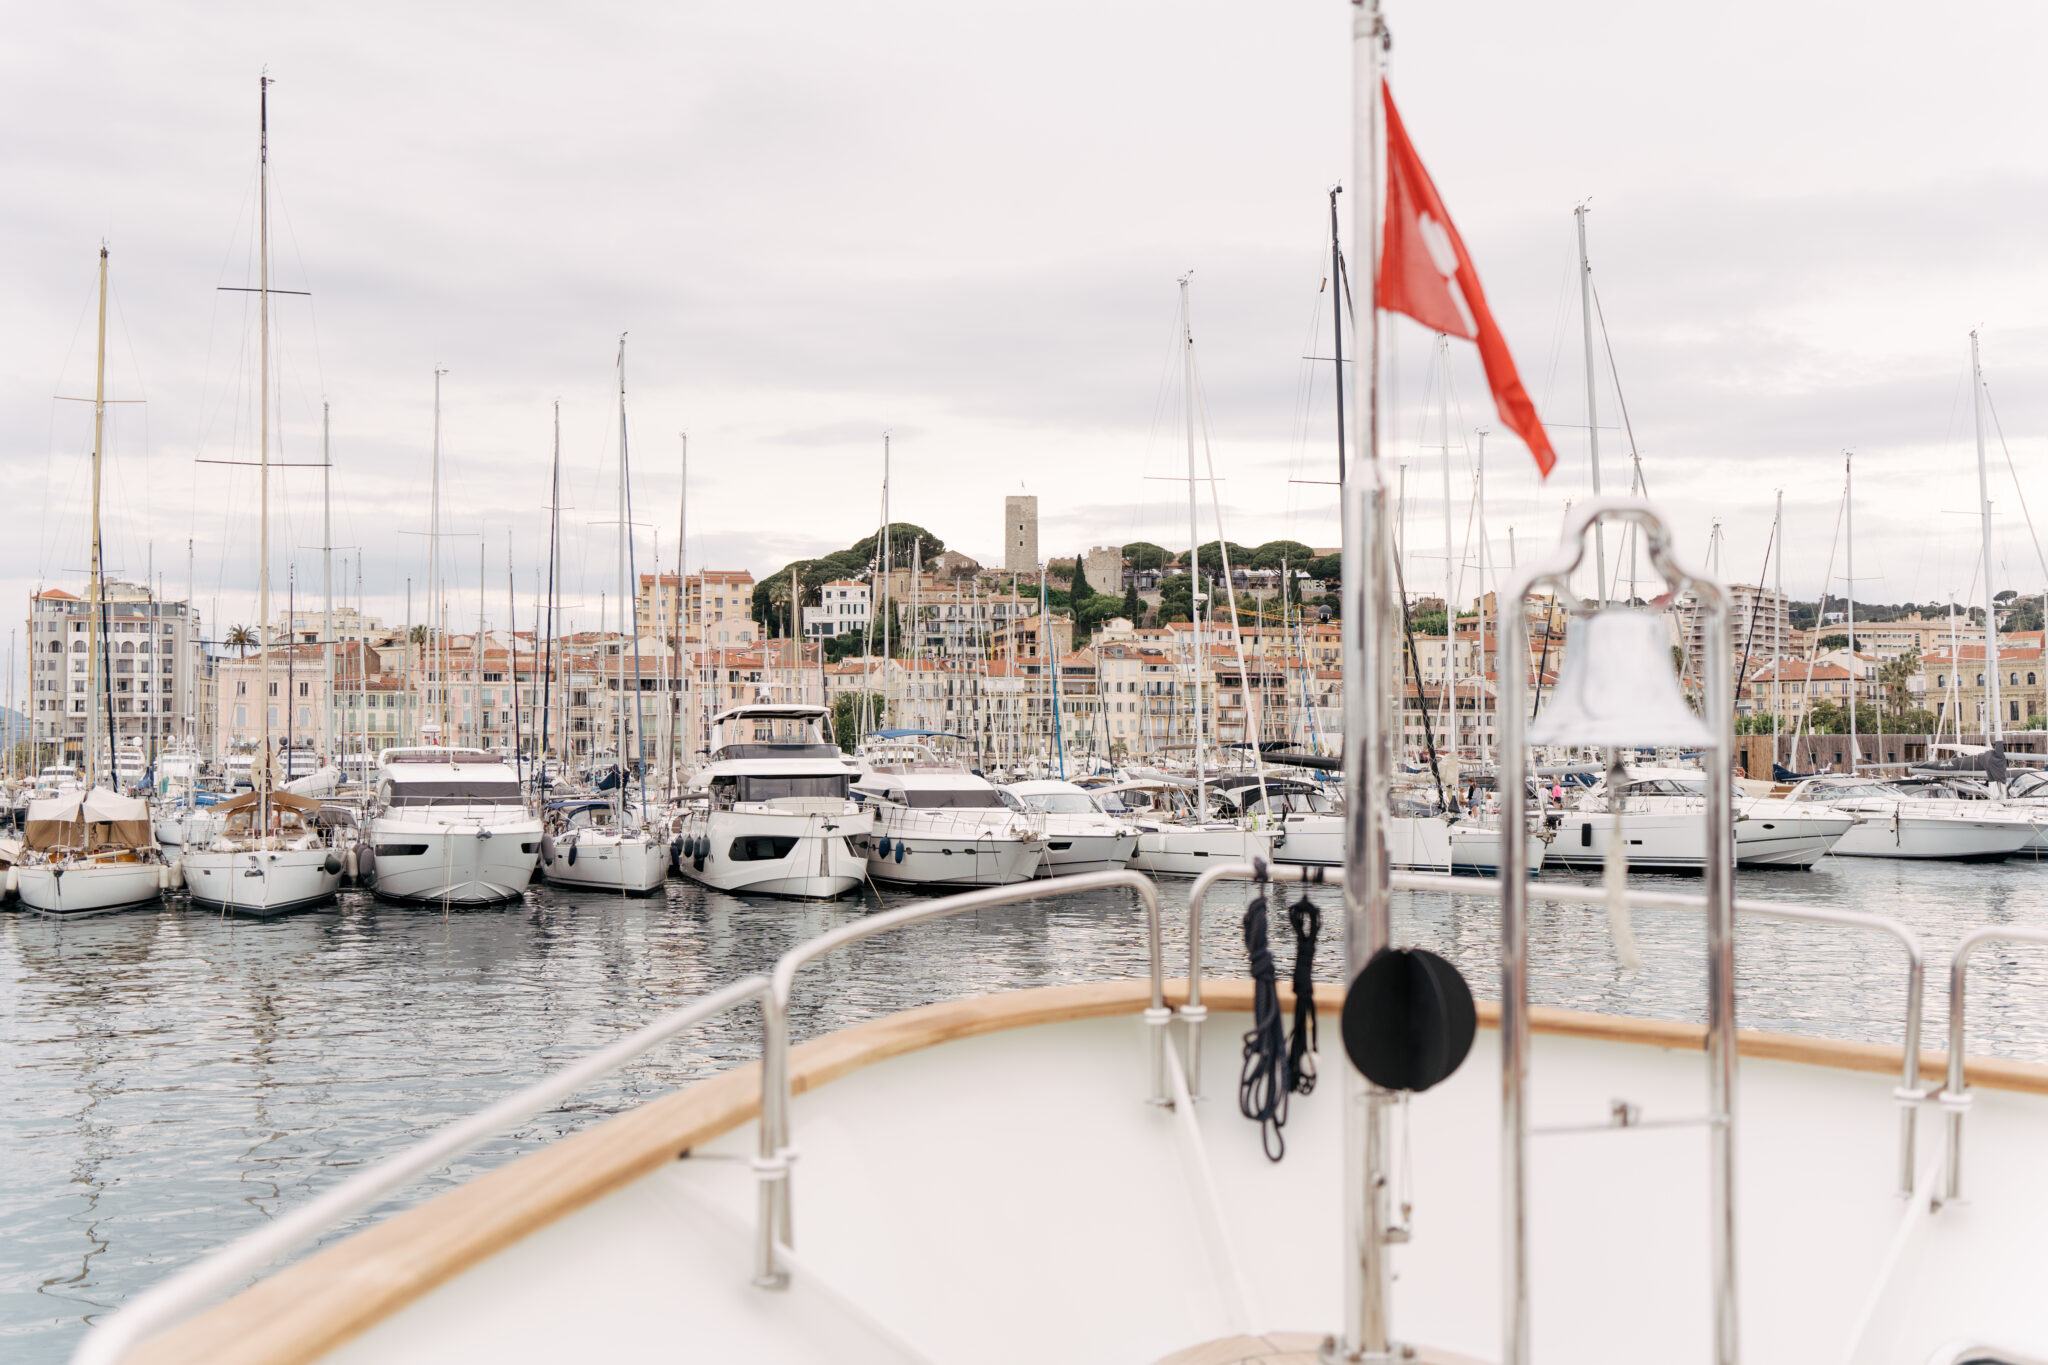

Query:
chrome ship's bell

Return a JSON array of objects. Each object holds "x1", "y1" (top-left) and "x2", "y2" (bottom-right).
[{"x1": 1528, "y1": 609, "x2": 1714, "y2": 749}]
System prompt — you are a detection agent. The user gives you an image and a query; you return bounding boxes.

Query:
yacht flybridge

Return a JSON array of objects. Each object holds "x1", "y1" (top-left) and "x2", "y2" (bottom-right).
[
  {"x1": 676, "y1": 705, "x2": 870, "y2": 900},
  {"x1": 364, "y1": 748, "x2": 542, "y2": 905}
]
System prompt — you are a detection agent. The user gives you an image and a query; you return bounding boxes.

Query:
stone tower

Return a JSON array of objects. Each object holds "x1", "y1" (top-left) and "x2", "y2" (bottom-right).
[{"x1": 1004, "y1": 494, "x2": 1039, "y2": 574}]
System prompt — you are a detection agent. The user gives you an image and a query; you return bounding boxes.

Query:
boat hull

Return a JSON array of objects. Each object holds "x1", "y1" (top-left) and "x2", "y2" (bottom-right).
[
  {"x1": 540, "y1": 834, "x2": 669, "y2": 896},
  {"x1": 14, "y1": 861, "x2": 163, "y2": 916},
  {"x1": 677, "y1": 810, "x2": 871, "y2": 900},
  {"x1": 1547, "y1": 811, "x2": 1852, "y2": 871},
  {"x1": 1829, "y1": 816, "x2": 2032, "y2": 862},
  {"x1": 1128, "y1": 823, "x2": 1277, "y2": 878},
  {"x1": 1034, "y1": 829, "x2": 1140, "y2": 877},
  {"x1": 183, "y1": 847, "x2": 342, "y2": 917},
  {"x1": 862, "y1": 831, "x2": 1043, "y2": 888},
  {"x1": 366, "y1": 819, "x2": 543, "y2": 905}
]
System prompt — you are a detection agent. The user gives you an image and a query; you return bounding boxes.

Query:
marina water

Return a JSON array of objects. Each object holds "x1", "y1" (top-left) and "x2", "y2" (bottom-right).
[{"x1": 8, "y1": 861, "x2": 2048, "y2": 1361}]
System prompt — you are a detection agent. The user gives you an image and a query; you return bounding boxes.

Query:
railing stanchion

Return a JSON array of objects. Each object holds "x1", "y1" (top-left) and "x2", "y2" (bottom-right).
[{"x1": 1939, "y1": 926, "x2": 2048, "y2": 1204}]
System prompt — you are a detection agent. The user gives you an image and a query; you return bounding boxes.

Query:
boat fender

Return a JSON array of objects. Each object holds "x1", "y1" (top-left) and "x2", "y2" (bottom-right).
[
  {"x1": 693, "y1": 835, "x2": 707, "y2": 860},
  {"x1": 1340, "y1": 946, "x2": 1475, "y2": 1094},
  {"x1": 323, "y1": 853, "x2": 343, "y2": 876},
  {"x1": 356, "y1": 843, "x2": 376, "y2": 881},
  {"x1": 876, "y1": 836, "x2": 891, "y2": 860},
  {"x1": 894, "y1": 838, "x2": 906, "y2": 864},
  {"x1": 343, "y1": 848, "x2": 358, "y2": 880},
  {"x1": 4, "y1": 867, "x2": 15, "y2": 894},
  {"x1": 167, "y1": 861, "x2": 186, "y2": 891},
  {"x1": 670, "y1": 836, "x2": 683, "y2": 867},
  {"x1": 567, "y1": 841, "x2": 578, "y2": 866},
  {"x1": 158, "y1": 864, "x2": 172, "y2": 891},
  {"x1": 692, "y1": 849, "x2": 705, "y2": 872},
  {"x1": 539, "y1": 835, "x2": 556, "y2": 867}
]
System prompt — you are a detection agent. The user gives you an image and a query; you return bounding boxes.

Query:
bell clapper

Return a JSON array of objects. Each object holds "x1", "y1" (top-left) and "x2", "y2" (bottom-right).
[{"x1": 1603, "y1": 749, "x2": 1644, "y2": 970}]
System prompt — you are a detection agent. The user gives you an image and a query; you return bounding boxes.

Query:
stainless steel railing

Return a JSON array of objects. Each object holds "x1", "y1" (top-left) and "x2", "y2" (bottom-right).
[
  {"x1": 1180, "y1": 863, "x2": 1927, "y2": 1196},
  {"x1": 1938, "y1": 925, "x2": 2048, "y2": 1204},
  {"x1": 70, "y1": 974, "x2": 773, "y2": 1365},
  {"x1": 753, "y1": 868, "x2": 1164, "y2": 1286},
  {"x1": 74, "y1": 869, "x2": 1168, "y2": 1362}
]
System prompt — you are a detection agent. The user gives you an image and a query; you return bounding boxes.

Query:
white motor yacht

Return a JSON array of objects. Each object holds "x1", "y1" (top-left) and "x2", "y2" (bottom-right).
[
  {"x1": 12, "y1": 788, "x2": 166, "y2": 916},
  {"x1": 999, "y1": 779, "x2": 1138, "y2": 875},
  {"x1": 1104, "y1": 778, "x2": 1279, "y2": 877},
  {"x1": 362, "y1": 748, "x2": 542, "y2": 905},
  {"x1": 1778, "y1": 775, "x2": 2035, "y2": 862},
  {"x1": 538, "y1": 797, "x2": 669, "y2": 896},
  {"x1": 112, "y1": 737, "x2": 148, "y2": 792},
  {"x1": 675, "y1": 706, "x2": 869, "y2": 900},
  {"x1": 181, "y1": 790, "x2": 343, "y2": 918},
  {"x1": 153, "y1": 740, "x2": 203, "y2": 790},
  {"x1": 853, "y1": 739, "x2": 1043, "y2": 888},
  {"x1": 1548, "y1": 767, "x2": 1854, "y2": 871}
]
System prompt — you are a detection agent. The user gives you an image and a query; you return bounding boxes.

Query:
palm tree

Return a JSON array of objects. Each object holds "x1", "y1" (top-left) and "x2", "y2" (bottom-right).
[{"x1": 225, "y1": 624, "x2": 257, "y2": 657}]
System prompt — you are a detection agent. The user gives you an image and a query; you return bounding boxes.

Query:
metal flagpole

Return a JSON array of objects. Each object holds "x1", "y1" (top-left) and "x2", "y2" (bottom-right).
[{"x1": 1343, "y1": 0, "x2": 1395, "y2": 1354}]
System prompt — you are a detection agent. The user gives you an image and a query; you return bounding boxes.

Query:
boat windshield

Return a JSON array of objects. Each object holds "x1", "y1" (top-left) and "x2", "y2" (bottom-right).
[
  {"x1": 1244, "y1": 790, "x2": 1334, "y2": 814},
  {"x1": 1013, "y1": 791, "x2": 1099, "y2": 815},
  {"x1": 734, "y1": 774, "x2": 850, "y2": 801},
  {"x1": 868, "y1": 788, "x2": 1006, "y2": 809},
  {"x1": 386, "y1": 781, "x2": 524, "y2": 807},
  {"x1": 1811, "y1": 782, "x2": 1896, "y2": 800},
  {"x1": 1619, "y1": 779, "x2": 1703, "y2": 798}
]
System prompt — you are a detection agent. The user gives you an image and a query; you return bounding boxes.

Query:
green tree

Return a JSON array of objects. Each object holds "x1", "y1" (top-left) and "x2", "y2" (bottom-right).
[
  {"x1": 1194, "y1": 540, "x2": 1251, "y2": 577},
  {"x1": 1409, "y1": 610, "x2": 1447, "y2": 637},
  {"x1": 1818, "y1": 633, "x2": 1849, "y2": 650},
  {"x1": 1249, "y1": 539, "x2": 1316, "y2": 571},
  {"x1": 1308, "y1": 554, "x2": 1343, "y2": 587},
  {"x1": 847, "y1": 523, "x2": 945, "y2": 571},
  {"x1": 1122, "y1": 541, "x2": 1169, "y2": 571},
  {"x1": 1071, "y1": 552, "x2": 1095, "y2": 602},
  {"x1": 227, "y1": 624, "x2": 258, "y2": 656},
  {"x1": 1158, "y1": 574, "x2": 1193, "y2": 623},
  {"x1": 830, "y1": 691, "x2": 888, "y2": 752},
  {"x1": 1122, "y1": 579, "x2": 1141, "y2": 621},
  {"x1": 823, "y1": 629, "x2": 872, "y2": 664}
]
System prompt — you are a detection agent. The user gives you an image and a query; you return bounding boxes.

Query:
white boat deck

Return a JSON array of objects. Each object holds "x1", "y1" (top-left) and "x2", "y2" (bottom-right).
[{"x1": 293, "y1": 1002, "x2": 2048, "y2": 1365}]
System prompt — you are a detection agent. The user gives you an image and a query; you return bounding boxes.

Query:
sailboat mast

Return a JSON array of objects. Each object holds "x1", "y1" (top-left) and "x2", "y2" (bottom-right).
[
  {"x1": 674, "y1": 432, "x2": 686, "y2": 785},
  {"x1": 1180, "y1": 276, "x2": 1204, "y2": 814},
  {"x1": 619, "y1": 335, "x2": 649, "y2": 815},
  {"x1": 540, "y1": 402, "x2": 560, "y2": 790},
  {"x1": 322, "y1": 401, "x2": 333, "y2": 766},
  {"x1": 1330, "y1": 185, "x2": 1347, "y2": 484},
  {"x1": 1973, "y1": 330, "x2": 2001, "y2": 744},
  {"x1": 1438, "y1": 333, "x2": 1454, "y2": 765},
  {"x1": 1574, "y1": 202, "x2": 1608, "y2": 605},
  {"x1": 688, "y1": 431, "x2": 696, "y2": 785},
  {"x1": 429, "y1": 367, "x2": 445, "y2": 743},
  {"x1": 1476, "y1": 429, "x2": 1489, "y2": 767},
  {"x1": 1772, "y1": 489, "x2": 1784, "y2": 768},
  {"x1": 1845, "y1": 453, "x2": 1857, "y2": 773},
  {"x1": 87, "y1": 246, "x2": 111, "y2": 788},
  {"x1": 257, "y1": 73, "x2": 275, "y2": 823}
]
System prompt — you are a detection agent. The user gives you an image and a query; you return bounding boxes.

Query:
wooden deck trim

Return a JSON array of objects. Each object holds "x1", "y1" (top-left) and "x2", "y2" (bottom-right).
[{"x1": 134, "y1": 979, "x2": 2048, "y2": 1365}]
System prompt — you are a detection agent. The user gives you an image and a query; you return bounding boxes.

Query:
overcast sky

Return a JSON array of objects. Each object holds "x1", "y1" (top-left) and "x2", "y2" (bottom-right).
[{"x1": 6, "y1": 0, "x2": 2047, "y2": 661}]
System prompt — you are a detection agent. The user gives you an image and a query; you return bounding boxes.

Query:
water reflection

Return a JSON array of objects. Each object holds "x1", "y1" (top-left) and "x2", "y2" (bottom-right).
[{"x1": 5, "y1": 857, "x2": 2048, "y2": 1360}]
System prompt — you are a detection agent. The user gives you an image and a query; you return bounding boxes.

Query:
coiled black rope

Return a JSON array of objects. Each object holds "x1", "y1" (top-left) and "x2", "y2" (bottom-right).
[
  {"x1": 1286, "y1": 892, "x2": 1320, "y2": 1096},
  {"x1": 1238, "y1": 883, "x2": 1289, "y2": 1161}
]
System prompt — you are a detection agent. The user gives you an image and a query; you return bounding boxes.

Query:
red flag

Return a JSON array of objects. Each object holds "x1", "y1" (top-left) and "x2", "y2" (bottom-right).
[{"x1": 1377, "y1": 83, "x2": 1557, "y2": 478}]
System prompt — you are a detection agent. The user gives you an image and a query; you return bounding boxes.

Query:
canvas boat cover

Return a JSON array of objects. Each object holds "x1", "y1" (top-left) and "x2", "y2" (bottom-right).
[{"x1": 24, "y1": 788, "x2": 153, "y2": 851}]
